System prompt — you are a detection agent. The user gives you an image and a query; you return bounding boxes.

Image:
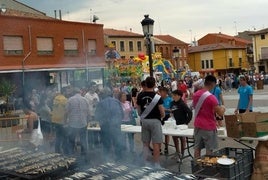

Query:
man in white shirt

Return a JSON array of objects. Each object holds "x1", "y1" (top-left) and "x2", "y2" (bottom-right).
[
  {"x1": 85, "y1": 85, "x2": 100, "y2": 148},
  {"x1": 85, "y1": 86, "x2": 99, "y2": 121},
  {"x1": 171, "y1": 78, "x2": 178, "y2": 91}
]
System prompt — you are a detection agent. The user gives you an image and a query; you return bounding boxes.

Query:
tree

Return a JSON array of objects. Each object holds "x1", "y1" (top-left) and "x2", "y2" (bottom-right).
[{"x1": 0, "y1": 79, "x2": 16, "y2": 108}]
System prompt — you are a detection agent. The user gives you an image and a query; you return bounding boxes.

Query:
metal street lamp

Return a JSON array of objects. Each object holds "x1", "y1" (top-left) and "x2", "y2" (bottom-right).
[
  {"x1": 173, "y1": 47, "x2": 180, "y2": 74},
  {"x1": 141, "y1": 14, "x2": 154, "y2": 77}
]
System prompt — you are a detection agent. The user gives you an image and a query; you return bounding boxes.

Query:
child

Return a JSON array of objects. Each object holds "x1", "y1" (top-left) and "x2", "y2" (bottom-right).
[
  {"x1": 170, "y1": 90, "x2": 193, "y2": 162},
  {"x1": 158, "y1": 87, "x2": 173, "y2": 154}
]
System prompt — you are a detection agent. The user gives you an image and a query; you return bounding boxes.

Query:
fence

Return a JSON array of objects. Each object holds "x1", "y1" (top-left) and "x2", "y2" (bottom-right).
[{"x1": 0, "y1": 112, "x2": 30, "y2": 142}]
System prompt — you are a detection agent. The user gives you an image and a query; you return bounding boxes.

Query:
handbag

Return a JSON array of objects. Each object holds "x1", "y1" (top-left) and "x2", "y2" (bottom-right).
[{"x1": 30, "y1": 117, "x2": 43, "y2": 147}]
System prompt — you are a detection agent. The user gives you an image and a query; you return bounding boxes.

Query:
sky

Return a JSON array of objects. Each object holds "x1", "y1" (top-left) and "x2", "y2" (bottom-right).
[{"x1": 18, "y1": 0, "x2": 268, "y2": 43}]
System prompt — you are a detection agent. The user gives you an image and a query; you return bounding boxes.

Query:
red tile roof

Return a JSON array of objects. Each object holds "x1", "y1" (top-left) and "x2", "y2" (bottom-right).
[
  {"x1": 189, "y1": 43, "x2": 245, "y2": 53},
  {"x1": 103, "y1": 28, "x2": 143, "y2": 37},
  {"x1": 200, "y1": 33, "x2": 251, "y2": 44},
  {"x1": 2, "y1": 8, "x2": 53, "y2": 20},
  {"x1": 154, "y1": 35, "x2": 187, "y2": 45}
]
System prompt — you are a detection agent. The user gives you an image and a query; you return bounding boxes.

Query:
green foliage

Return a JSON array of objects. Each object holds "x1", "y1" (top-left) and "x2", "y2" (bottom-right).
[{"x1": 0, "y1": 79, "x2": 16, "y2": 98}]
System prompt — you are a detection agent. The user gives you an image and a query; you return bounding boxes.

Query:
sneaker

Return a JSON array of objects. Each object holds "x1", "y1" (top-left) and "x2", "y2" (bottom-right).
[
  {"x1": 160, "y1": 149, "x2": 163, "y2": 155},
  {"x1": 177, "y1": 153, "x2": 182, "y2": 163},
  {"x1": 177, "y1": 156, "x2": 181, "y2": 163}
]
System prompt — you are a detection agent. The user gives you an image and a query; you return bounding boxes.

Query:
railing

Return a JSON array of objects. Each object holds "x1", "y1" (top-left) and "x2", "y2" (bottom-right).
[{"x1": 0, "y1": 112, "x2": 29, "y2": 142}]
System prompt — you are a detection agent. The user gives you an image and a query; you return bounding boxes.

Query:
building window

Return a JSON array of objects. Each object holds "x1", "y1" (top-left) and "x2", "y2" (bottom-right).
[
  {"x1": 261, "y1": 34, "x2": 265, "y2": 40},
  {"x1": 3, "y1": 35, "x2": 23, "y2": 55},
  {"x1": 111, "y1": 41, "x2": 116, "y2": 48},
  {"x1": 129, "y1": 41, "x2": 134, "y2": 52},
  {"x1": 137, "y1": 41, "x2": 142, "y2": 51},
  {"x1": 201, "y1": 60, "x2": 205, "y2": 69},
  {"x1": 88, "y1": 39, "x2": 96, "y2": 56},
  {"x1": 121, "y1": 56, "x2": 126, "y2": 59},
  {"x1": 120, "y1": 41, "x2": 125, "y2": 51},
  {"x1": 239, "y1": 58, "x2": 242, "y2": 66},
  {"x1": 64, "y1": 38, "x2": 78, "y2": 56},
  {"x1": 165, "y1": 47, "x2": 169, "y2": 57},
  {"x1": 229, "y1": 58, "x2": 233, "y2": 67},
  {"x1": 261, "y1": 47, "x2": 268, "y2": 59},
  {"x1": 206, "y1": 60, "x2": 209, "y2": 68},
  {"x1": 130, "y1": 55, "x2": 134, "y2": 59},
  {"x1": 37, "y1": 37, "x2": 53, "y2": 55},
  {"x1": 160, "y1": 47, "x2": 163, "y2": 55},
  {"x1": 210, "y1": 59, "x2": 214, "y2": 68}
]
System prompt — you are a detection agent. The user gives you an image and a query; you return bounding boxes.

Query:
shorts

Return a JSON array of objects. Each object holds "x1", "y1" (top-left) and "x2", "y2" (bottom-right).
[
  {"x1": 141, "y1": 119, "x2": 163, "y2": 144},
  {"x1": 194, "y1": 128, "x2": 218, "y2": 151}
]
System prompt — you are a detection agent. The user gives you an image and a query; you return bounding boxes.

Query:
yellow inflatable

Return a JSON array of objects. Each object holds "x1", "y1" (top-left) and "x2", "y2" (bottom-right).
[{"x1": 136, "y1": 52, "x2": 176, "y2": 78}]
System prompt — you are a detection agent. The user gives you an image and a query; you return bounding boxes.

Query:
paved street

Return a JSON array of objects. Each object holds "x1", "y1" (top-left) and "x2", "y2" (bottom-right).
[
  {"x1": 155, "y1": 85, "x2": 268, "y2": 174},
  {"x1": 0, "y1": 85, "x2": 267, "y2": 177}
]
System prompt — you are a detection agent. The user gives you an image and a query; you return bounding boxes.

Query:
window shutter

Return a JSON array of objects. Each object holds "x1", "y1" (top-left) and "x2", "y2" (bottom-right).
[
  {"x1": 3, "y1": 36, "x2": 23, "y2": 50},
  {"x1": 37, "y1": 37, "x2": 53, "y2": 51},
  {"x1": 261, "y1": 47, "x2": 268, "y2": 59},
  {"x1": 88, "y1": 39, "x2": 96, "y2": 55},
  {"x1": 64, "y1": 39, "x2": 78, "y2": 50}
]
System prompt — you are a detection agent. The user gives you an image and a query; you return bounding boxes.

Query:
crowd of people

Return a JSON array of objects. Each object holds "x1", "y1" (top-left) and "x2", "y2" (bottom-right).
[{"x1": 15, "y1": 72, "x2": 255, "y2": 167}]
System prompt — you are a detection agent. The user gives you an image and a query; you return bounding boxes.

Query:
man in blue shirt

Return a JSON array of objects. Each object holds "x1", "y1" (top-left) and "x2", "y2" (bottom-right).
[
  {"x1": 210, "y1": 84, "x2": 225, "y2": 125},
  {"x1": 158, "y1": 87, "x2": 172, "y2": 154},
  {"x1": 235, "y1": 75, "x2": 253, "y2": 114}
]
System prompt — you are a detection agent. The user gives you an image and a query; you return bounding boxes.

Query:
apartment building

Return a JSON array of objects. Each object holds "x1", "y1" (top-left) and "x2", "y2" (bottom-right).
[
  {"x1": 0, "y1": 12, "x2": 105, "y2": 96},
  {"x1": 188, "y1": 43, "x2": 249, "y2": 77},
  {"x1": 153, "y1": 35, "x2": 189, "y2": 70},
  {"x1": 103, "y1": 28, "x2": 145, "y2": 59},
  {"x1": 250, "y1": 28, "x2": 268, "y2": 73}
]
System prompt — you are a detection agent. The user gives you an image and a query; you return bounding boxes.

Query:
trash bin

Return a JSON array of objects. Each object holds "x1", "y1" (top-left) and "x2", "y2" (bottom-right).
[{"x1": 257, "y1": 80, "x2": 264, "y2": 90}]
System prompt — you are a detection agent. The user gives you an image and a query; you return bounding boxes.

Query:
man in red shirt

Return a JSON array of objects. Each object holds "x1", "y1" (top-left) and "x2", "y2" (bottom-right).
[{"x1": 192, "y1": 75, "x2": 225, "y2": 158}]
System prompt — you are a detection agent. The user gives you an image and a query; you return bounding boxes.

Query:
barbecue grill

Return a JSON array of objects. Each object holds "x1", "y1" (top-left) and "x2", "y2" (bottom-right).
[
  {"x1": 0, "y1": 148, "x2": 195, "y2": 179},
  {"x1": 57, "y1": 162, "x2": 195, "y2": 180},
  {"x1": 0, "y1": 147, "x2": 76, "y2": 179}
]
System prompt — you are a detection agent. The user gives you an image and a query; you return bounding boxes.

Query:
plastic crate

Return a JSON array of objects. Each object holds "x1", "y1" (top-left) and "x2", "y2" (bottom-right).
[
  {"x1": 212, "y1": 147, "x2": 253, "y2": 179},
  {"x1": 191, "y1": 157, "x2": 244, "y2": 179},
  {"x1": 191, "y1": 147, "x2": 253, "y2": 179}
]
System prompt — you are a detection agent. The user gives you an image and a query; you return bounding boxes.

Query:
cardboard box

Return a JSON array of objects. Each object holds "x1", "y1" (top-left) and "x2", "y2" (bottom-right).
[
  {"x1": 242, "y1": 122, "x2": 268, "y2": 137},
  {"x1": 255, "y1": 113, "x2": 268, "y2": 123},
  {"x1": 237, "y1": 112, "x2": 261, "y2": 123},
  {"x1": 225, "y1": 115, "x2": 243, "y2": 138}
]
